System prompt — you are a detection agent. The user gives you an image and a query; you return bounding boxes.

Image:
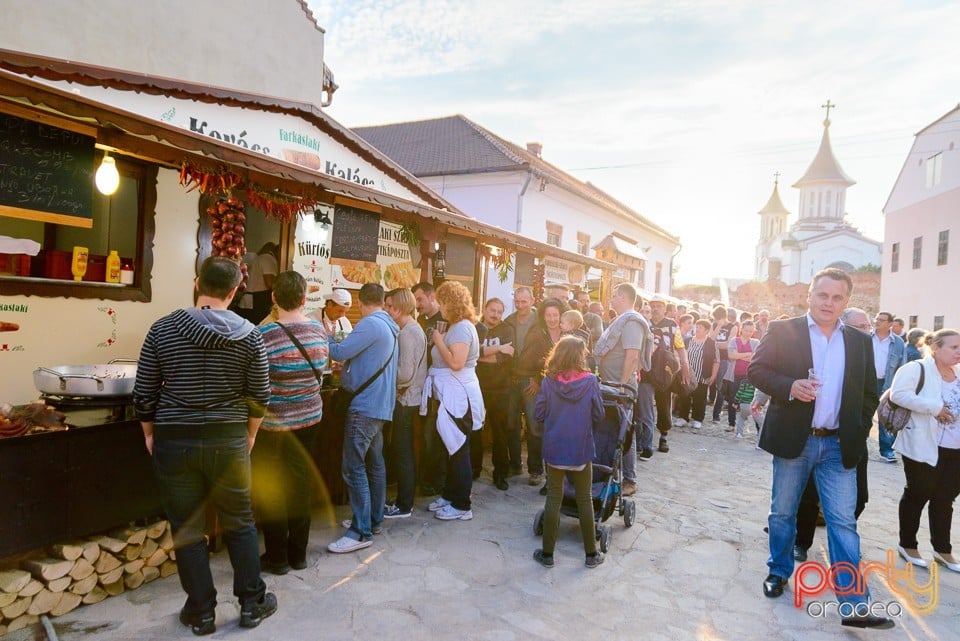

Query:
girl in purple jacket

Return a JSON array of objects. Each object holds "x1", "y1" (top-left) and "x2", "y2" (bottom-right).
[{"x1": 533, "y1": 336, "x2": 606, "y2": 568}]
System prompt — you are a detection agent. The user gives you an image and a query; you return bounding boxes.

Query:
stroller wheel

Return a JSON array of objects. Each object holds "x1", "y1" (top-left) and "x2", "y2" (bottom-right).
[
  {"x1": 533, "y1": 509, "x2": 545, "y2": 536},
  {"x1": 600, "y1": 525, "x2": 612, "y2": 553},
  {"x1": 623, "y1": 500, "x2": 636, "y2": 527}
]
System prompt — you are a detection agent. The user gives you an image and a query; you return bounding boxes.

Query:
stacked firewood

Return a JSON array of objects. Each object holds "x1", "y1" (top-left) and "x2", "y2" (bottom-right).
[{"x1": 0, "y1": 521, "x2": 176, "y2": 634}]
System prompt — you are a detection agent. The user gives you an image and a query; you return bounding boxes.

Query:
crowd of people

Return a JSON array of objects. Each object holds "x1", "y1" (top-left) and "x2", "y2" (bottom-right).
[{"x1": 132, "y1": 258, "x2": 959, "y2": 634}]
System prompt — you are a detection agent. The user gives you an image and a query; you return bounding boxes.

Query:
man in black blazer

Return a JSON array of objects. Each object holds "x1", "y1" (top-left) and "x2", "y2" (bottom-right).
[{"x1": 748, "y1": 268, "x2": 891, "y2": 630}]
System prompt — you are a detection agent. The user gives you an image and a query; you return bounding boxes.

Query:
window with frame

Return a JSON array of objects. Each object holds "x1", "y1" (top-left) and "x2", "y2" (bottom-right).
[
  {"x1": 926, "y1": 153, "x2": 942, "y2": 189},
  {"x1": 0, "y1": 154, "x2": 156, "y2": 302},
  {"x1": 934, "y1": 315, "x2": 944, "y2": 331},
  {"x1": 576, "y1": 231, "x2": 590, "y2": 256},
  {"x1": 655, "y1": 261, "x2": 663, "y2": 293},
  {"x1": 909, "y1": 315, "x2": 918, "y2": 329},
  {"x1": 545, "y1": 221, "x2": 562, "y2": 247},
  {"x1": 938, "y1": 230, "x2": 949, "y2": 266},
  {"x1": 912, "y1": 236, "x2": 922, "y2": 269},
  {"x1": 891, "y1": 242, "x2": 899, "y2": 272}
]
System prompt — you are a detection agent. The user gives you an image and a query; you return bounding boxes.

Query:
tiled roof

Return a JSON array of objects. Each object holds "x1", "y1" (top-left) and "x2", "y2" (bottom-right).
[{"x1": 354, "y1": 115, "x2": 679, "y2": 244}]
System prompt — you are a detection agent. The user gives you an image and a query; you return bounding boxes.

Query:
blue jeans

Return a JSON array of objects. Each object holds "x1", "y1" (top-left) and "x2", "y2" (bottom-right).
[
  {"x1": 153, "y1": 432, "x2": 266, "y2": 614},
  {"x1": 342, "y1": 412, "x2": 386, "y2": 540},
  {"x1": 877, "y1": 378, "x2": 896, "y2": 458},
  {"x1": 635, "y1": 382, "x2": 656, "y2": 452},
  {"x1": 390, "y1": 404, "x2": 417, "y2": 512},
  {"x1": 768, "y1": 435, "x2": 868, "y2": 605}
]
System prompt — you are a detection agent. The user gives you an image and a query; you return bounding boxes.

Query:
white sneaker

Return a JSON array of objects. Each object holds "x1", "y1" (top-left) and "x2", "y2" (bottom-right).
[
  {"x1": 673, "y1": 418, "x2": 688, "y2": 427},
  {"x1": 326, "y1": 536, "x2": 372, "y2": 554},
  {"x1": 434, "y1": 505, "x2": 473, "y2": 520},
  {"x1": 428, "y1": 497, "x2": 451, "y2": 512},
  {"x1": 691, "y1": 421, "x2": 702, "y2": 429}
]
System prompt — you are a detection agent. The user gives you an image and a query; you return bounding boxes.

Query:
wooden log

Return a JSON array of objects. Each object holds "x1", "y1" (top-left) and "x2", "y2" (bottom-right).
[
  {"x1": 111, "y1": 527, "x2": 147, "y2": 546},
  {"x1": 20, "y1": 558, "x2": 74, "y2": 582},
  {"x1": 89, "y1": 535, "x2": 127, "y2": 555},
  {"x1": 94, "y1": 551, "x2": 122, "y2": 574},
  {"x1": 69, "y1": 558, "x2": 95, "y2": 581},
  {"x1": 159, "y1": 527, "x2": 175, "y2": 552},
  {"x1": 81, "y1": 586, "x2": 108, "y2": 605},
  {"x1": 47, "y1": 541, "x2": 83, "y2": 561},
  {"x1": 123, "y1": 544, "x2": 143, "y2": 561},
  {"x1": 124, "y1": 571, "x2": 144, "y2": 590},
  {"x1": 6, "y1": 613, "x2": 39, "y2": 632},
  {"x1": 98, "y1": 567, "x2": 123, "y2": 586},
  {"x1": 103, "y1": 578, "x2": 124, "y2": 597},
  {"x1": 68, "y1": 574, "x2": 98, "y2": 596},
  {"x1": 141, "y1": 566, "x2": 160, "y2": 583},
  {"x1": 46, "y1": 576, "x2": 72, "y2": 593},
  {"x1": 1, "y1": 595, "x2": 30, "y2": 619},
  {"x1": 139, "y1": 538, "x2": 159, "y2": 559},
  {"x1": 0, "y1": 568, "x2": 31, "y2": 593},
  {"x1": 0, "y1": 591, "x2": 17, "y2": 607},
  {"x1": 50, "y1": 591, "x2": 82, "y2": 617},
  {"x1": 145, "y1": 520, "x2": 169, "y2": 539},
  {"x1": 80, "y1": 541, "x2": 101, "y2": 563},
  {"x1": 17, "y1": 579, "x2": 43, "y2": 598},
  {"x1": 26, "y1": 588, "x2": 61, "y2": 616},
  {"x1": 145, "y1": 549, "x2": 168, "y2": 568},
  {"x1": 124, "y1": 559, "x2": 145, "y2": 575},
  {"x1": 159, "y1": 560, "x2": 177, "y2": 578}
]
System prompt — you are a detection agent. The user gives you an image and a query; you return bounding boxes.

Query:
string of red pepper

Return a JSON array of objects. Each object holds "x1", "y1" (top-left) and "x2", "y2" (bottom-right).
[{"x1": 179, "y1": 162, "x2": 317, "y2": 222}]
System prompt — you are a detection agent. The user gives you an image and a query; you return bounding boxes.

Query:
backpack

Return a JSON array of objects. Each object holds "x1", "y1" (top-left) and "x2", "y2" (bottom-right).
[{"x1": 646, "y1": 344, "x2": 680, "y2": 391}]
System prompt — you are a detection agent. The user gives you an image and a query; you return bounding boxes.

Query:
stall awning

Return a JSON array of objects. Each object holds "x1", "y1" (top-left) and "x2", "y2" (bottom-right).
[
  {"x1": 593, "y1": 233, "x2": 648, "y2": 262},
  {"x1": 0, "y1": 67, "x2": 614, "y2": 272}
]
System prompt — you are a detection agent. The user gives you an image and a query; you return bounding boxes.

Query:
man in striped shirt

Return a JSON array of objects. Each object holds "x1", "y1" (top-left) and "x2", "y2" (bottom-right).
[{"x1": 134, "y1": 257, "x2": 276, "y2": 635}]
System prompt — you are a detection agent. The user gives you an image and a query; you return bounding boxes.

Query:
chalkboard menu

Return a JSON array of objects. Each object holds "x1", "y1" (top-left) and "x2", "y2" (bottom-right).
[
  {"x1": 514, "y1": 252, "x2": 536, "y2": 285},
  {"x1": 0, "y1": 113, "x2": 95, "y2": 226},
  {"x1": 330, "y1": 205, "x2": 380, "y2": 262}
]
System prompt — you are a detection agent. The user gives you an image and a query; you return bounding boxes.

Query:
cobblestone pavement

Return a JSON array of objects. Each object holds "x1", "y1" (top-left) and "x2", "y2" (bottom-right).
[{"x1": 25, "y1": 421, "x2": 959, "y2": 640}]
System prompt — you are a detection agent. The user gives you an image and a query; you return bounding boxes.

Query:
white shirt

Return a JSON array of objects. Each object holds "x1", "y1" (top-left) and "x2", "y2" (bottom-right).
[
  {"x1": 246, "y1": 253, "x2": 278, "y2": 293},
  {"x1": 872, "y1": 332, "x2": 892, "y2": 380},
  {"x1": 807, "y1": 313, "x2": 845, "y2": 430},
  {"x1": 939, "y1": 377, "x2": 960, "y2": 449}
]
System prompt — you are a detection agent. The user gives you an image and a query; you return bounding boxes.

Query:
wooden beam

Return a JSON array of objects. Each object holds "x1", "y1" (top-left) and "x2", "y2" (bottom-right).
[{"x1": 0, "y1": 205, "x2": 93, "y2": 228}]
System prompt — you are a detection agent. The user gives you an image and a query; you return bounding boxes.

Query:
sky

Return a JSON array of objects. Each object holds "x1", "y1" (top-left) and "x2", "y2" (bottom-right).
[{"x1": 307, "y1": 0, "x2": 960, "y2": 285}]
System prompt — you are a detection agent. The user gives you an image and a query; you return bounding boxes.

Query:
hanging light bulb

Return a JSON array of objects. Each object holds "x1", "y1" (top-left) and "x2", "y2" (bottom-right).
[{"x1": 95, "y1": 152, "x2": 120, "y2": 195}]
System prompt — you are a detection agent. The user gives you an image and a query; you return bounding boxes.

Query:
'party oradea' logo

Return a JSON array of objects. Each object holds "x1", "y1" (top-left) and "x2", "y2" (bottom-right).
[{"x1": 795, "y1": 550, "x2": 938, "y2": 617}]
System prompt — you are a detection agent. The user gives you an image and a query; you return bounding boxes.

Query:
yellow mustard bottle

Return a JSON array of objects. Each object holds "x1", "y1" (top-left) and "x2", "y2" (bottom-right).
[
  {"x1": 105, "y1": 250, "x2": 121, "y2": 283},
  {"x1": 71, "y1": 246, "x2": 89, "y2": 281}
]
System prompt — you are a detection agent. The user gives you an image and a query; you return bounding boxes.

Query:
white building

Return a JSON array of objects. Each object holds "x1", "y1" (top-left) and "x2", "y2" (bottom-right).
[
  {"x1": 353, "y1": 115, "x2": 680, "y2": 306},
  {"x1": 755, "y1": 113, "x2": 881, "y2": 284},
  {"x1": 880, "y1": 104, "x2": 960, "y2": 331}
]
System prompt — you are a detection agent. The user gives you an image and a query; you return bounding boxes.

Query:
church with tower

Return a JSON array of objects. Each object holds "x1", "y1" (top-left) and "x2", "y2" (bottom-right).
[{"x1": 755, "y1": 102, "x2": 882, "y2": 284}]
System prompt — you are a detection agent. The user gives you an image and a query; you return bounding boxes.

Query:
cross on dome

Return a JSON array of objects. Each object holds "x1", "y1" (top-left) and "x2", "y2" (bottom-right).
[{"x1": 821, "y1": 99, "x2": 836, "y2": 126}]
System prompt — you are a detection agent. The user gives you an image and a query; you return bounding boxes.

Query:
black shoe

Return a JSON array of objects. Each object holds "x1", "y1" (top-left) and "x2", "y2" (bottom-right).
[
  {"x1": 239, "y1": 592, "x2": 277, "y2": 629},
  {"x1": 533, "y1": 548, "x2": 555, "y2": 568},
  {"x1": 658, "y1": 437, "x2": 669, "y2": 453},
  {"x1": 638, "y1": 447, "x2": 654, "y2": 460},
  {"x1": 841, "y1": 614, "x2": 895, "y2": 629},
  {"x1": 793, "y1": 546, "x2": 808, "y2": 562},
  {"x1": 259, "y1": 555, "x2": 290, "y2": 576},
  {"x1": 494, "y1": 477, "x2": 509, "y2": 491},
  {"x1": 289, "y1": 558, "x2": 308, "y2": 571},
  {"x1": 539, "y1": 483, "x2": 548, "y2": 496},
  {"x1": 179, "y1": 609, "x2": 216, "y2": 636},
  {"x1": 763, "y1": 574, "x2": 787, "y2": 598}
]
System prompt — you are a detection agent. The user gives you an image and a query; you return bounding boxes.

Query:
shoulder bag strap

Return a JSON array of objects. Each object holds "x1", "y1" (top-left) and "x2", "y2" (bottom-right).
[
  {"x1": 348, "y1": 319, "x2": 399, "y2": 396},
  {"x1": 275, "y1": 322, "x2": 324, "y2": 385},
  {"x1": 915, "y1": 361, "x2": 925, "y2": 394}
]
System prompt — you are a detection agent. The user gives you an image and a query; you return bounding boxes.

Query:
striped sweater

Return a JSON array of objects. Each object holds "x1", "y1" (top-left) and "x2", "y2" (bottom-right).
[
  {"x1": 134, "y1": 308, "x2": 270, "y2": 426},
  {"x1": 260, "y1": 320, "x2": 328, "y2": 430}
]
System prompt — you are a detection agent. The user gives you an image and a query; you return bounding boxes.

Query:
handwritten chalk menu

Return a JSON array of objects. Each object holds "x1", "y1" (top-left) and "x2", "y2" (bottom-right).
[
  {"x1": 330, "y1": 205, "x2": 380, "y2": 262},
  {"x1": 514, "y1": 252, "x2": 536, "y2": 286},
  {"x1": 0, "y1": 113, "x2": 95, "y2": 227}
]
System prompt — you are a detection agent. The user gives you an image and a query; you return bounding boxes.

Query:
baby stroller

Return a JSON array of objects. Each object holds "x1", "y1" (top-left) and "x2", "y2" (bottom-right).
[{"x1": 533, "y1": 381, "x2": 638, "y2": 553}]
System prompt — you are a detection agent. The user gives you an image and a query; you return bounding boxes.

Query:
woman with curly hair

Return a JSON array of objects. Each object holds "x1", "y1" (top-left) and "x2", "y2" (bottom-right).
[{"x1": 424, "y1": 281, "x2": 486, "y2": 521}]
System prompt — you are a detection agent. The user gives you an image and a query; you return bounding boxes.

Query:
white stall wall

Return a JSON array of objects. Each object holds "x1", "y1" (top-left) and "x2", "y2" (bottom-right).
[{"x1": 0, "y1": 169, "x2": 200, "y2": 404}]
